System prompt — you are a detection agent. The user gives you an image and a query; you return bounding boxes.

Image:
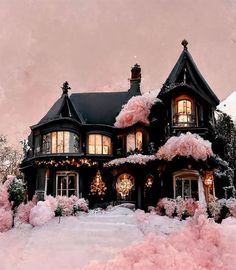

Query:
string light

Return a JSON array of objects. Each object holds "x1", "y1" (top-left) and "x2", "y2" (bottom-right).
[
  {"x1": 90, "y1": 170, "x2": 107, "y2": 196},
  {"x1": 35, "y1": 158, "x2": 97, "y2": 167}
]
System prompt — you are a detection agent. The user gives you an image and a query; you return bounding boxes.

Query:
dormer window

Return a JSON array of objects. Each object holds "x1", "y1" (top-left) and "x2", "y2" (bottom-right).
[
  {"x1": 88, "y1": 134, "x2": 112, "y2": 155},
  {"x1": 126, "y1": 131, "x2": 142, "y2": 153},
  {"x1": 173, "y1": 97, "x2": 196, "y2": 127},
  {"x1": 42, "y1": 131, "x2": 80, "y2": 154}
]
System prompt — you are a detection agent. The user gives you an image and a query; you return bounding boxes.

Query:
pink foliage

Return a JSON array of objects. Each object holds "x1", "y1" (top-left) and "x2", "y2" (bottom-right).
[
  {"x1": 157, "y1": 132, "x2": 213, "y2": 161},
  {"x1": 44, "y1": 195, "x2": 58, "y2": 212},
  {"x1": 29, "y1": 201, "x2": 54, "y2": 227},
  {"x1": 84, "y1": 211, "x2": 234, "y2": 270},
  {"x1": 156, "y1": 197, "x2": 199, "y2": 219},
  {"x1": 0, "y1": 208, "x2": 12, "y2": 232},
  {"x1": 0, "y1": 183, "x2": 11, "y2": 210},
  {"x1": 16, "y1": 201, "x2": 36, "y2": 223},
  {"x1": 115, "y1": 91, "x2": 159, "y2": 128}
]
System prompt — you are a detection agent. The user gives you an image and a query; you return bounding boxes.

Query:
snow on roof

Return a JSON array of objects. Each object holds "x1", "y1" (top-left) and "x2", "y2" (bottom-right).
[
  {"x1": 114, "y1": 90, "x2": 161, "y2": 128},
  {"x1": 156, "y1": 132, "x2": 213, "y2": 161},
  {"x1": 104, "y1": 153, "x2": 157, "y2": 167}
]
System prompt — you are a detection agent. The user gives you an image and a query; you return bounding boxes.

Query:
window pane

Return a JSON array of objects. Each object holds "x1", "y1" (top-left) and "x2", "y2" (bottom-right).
[
  {"x1": 57, "y1": 132, "x2": 64, "y2": 153},
  {"x1": 103, "y1": 136, "x2": 111, "y2": 154},
  {"x1": 42, "y1": 134, "x2": 51, "y2": 154},
  {"x1": 88, "y1": 135, "x2": 95, "y2": 154},
  {"x1": 127, "y1": 133, "x2": 135, "y2": 152},
  {"x1": 136, "y1": 131, "x2": 142, "y2": 150},
  {"x1": 95, "y1": 135, "x2": 102, "y2": 154},
  {"x1": 71, "y1": 133, "x2": 80, "y2": 153},
  {"x1": 63, "y1": 131, "x2": 70, "y2": 153},
  {"x1": 52, "y1": 132, "x2": 57, "y2": 153}
]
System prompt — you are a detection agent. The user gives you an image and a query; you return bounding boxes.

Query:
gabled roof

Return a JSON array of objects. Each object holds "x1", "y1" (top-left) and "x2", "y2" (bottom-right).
[
  {"x1": 158, "y1": 44, "x2": 219, "y2": 107},
  {"x1": 70, "y1": 81, "x2": 141, "y2": 125}
]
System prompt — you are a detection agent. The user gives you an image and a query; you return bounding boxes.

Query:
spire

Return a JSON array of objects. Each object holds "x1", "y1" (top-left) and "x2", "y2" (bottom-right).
[
  {"x1": 61, "y1": 81, "x2": 71, "y2": 95},
  {"x1": 181, "y1": 39, "x2": 188, "y2": 50}
]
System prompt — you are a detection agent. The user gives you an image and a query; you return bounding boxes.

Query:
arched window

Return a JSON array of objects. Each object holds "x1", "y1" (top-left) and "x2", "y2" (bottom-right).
[
  {"x1": 42, "y1": 131, "x2": 80, "y2": 154},
  {"x1": 173, "y1": 170, "x2": 204, "y2": 201},
  {"x1": 88, "y1": 134, "x2": 112, "y2": 155},
  {"x1": 173, "y1": 97, "x2": 196, "y2": 127},
  {"x1": 126, "y1": 130, "x2": 143, "y2": 153}
]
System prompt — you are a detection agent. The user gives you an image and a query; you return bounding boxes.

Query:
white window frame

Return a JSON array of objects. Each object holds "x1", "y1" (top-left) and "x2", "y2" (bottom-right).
[
  {"x1": 55, "y1": 171, "x2": 79, "y2": 197},
  {"x1": 172, "y1": 169, "x2": 206, "y2": 204}
]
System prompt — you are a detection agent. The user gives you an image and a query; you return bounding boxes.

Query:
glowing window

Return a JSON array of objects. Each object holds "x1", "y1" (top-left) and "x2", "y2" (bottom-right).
[
  {"x1": 42, "y1": 131, "x2": 80, "y2": 154},
  {"x1": 126, "y1": 131, "x2": 143, "y2": 152},
  {"x1": 88, "y1": 134, "x2": 112, "y2": 155},
  {"x1": 174, "y1": 99, "x2": 195, "y2": 127}
]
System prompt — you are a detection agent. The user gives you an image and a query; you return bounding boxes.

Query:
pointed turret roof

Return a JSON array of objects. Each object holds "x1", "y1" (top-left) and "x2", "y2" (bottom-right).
[
  {"x1": 158, "y1": 40, "x2": 219, "y2": 106},
  {"x1": 32, "y1": 82, "x2": 83, "y2": 128}
]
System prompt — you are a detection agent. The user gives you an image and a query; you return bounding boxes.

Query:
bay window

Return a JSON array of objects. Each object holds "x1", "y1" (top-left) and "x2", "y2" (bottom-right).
[{"x1": 42, "y1": 131, "x2": 80, "y2": 154}]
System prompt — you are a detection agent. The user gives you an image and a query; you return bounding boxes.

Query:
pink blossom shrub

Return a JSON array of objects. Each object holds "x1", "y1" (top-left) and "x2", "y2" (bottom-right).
[
  {"x1": 29, "y1": 201, "x2": 54, "y2": 227},
  {"x1": 115, "y1": 91, "x2": 160, "y2": 128},
  {"x1": 156, "y1": 197, "x2": 199, "y2": 219},
  {"x1": 16, "y1": 201, "x2": 36, "y2": 223},
  {"x1": 0, "y1": 183, "x2": 11, "y2": 210},
  {"x1": 44, "y1": 195, "x2": 89, "y2": 216},
  {"x1": 0, "y1": 208, "x2": 13, "y2": 232},
  {"x1": 84, "y1": 210, "x2": 234, "y2": 270},
  {"x1": 157, "y1": 132, "x2": 213, "y2": 161}
]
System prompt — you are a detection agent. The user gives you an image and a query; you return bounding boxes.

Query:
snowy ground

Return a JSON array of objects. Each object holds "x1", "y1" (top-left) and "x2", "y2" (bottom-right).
[{"x1": 0, "y1": 207, "x2": 236, "y2": 270}]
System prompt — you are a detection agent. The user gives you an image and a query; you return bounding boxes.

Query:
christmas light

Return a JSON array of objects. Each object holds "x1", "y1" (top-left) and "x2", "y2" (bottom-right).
[
  {"x1": 35, "y1": 158, "x2": 97, "y2": 167},
  {"x1": 90, "y1": 170, "x2": 107, "y2": 196},
  {"x1": 116, "y1": 174, "x2": 134, "y2": 199}
]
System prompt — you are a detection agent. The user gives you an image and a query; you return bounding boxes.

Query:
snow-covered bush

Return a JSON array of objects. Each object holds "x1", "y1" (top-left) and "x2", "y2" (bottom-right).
[
  {"x1": 29, "y1": 201, "x2": 54, "y2": 227},
  {"x1": 157, "y1": 132, "x2": 213, "y2": 161},
  {"x1": 156, "y1": 197, "x2": 199, "y2": 220},
  {"x1": 208, "y1": 198, "x2": 236, "y2": 222},
  {"x1": 7, "y1": 177, "x2": 26, "y2": 208},
  {"x1": 0, "y1": 208, "x2": 12, "y2": 232}
]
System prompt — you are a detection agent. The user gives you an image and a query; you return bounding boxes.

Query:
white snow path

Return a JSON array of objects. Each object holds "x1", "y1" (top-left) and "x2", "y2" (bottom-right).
[{"x1": 0, "y1": 212, "x2": 144, "y2": 270}]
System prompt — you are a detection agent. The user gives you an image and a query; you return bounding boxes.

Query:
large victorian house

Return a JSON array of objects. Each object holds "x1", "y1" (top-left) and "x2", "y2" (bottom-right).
[{"x1": 21, "y1": 41, "x2": 225, "y2": 209}]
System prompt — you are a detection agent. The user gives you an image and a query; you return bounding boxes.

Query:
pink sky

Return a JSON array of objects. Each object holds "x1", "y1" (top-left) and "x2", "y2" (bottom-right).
[{"x1": 0, "y1": 0, "x2": 236, "y2": 147}]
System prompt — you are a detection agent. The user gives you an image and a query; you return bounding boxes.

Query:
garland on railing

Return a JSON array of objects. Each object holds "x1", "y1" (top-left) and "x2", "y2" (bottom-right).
[{"x1": 35, "y1": 158, "x2": 97, "y2": 167}]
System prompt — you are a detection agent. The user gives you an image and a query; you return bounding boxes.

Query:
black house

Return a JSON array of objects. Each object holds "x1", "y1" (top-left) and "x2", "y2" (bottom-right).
[{"x1": 21, "y1": 41, "x2": 222, "y2": 209}]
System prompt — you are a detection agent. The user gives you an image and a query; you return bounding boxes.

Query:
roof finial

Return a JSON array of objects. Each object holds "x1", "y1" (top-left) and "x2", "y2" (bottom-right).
[
  {"x1": 61, "y1": 81, "x2": 71, "y2": 95},
  {"x1": 181, "y1": 39, "x2": 188, "y2": 50}
]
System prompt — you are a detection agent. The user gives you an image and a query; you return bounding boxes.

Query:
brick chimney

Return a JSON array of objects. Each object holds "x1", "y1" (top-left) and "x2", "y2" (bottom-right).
[{"x1": 130, "y1": 64, "x2": 141, "y2": 86}]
